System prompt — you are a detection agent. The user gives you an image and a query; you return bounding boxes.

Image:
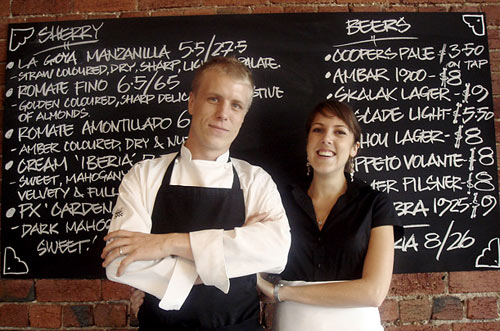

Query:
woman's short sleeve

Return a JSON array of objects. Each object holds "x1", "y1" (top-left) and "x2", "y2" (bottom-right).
[{"x1": 372, "y1": 192, "x2": 404, "y2": 241}]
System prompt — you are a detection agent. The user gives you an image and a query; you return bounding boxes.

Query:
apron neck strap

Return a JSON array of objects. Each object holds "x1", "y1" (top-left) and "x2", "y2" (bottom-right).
[{"x1": 164, "y1": 152, "x2": 241, "y2": 190}]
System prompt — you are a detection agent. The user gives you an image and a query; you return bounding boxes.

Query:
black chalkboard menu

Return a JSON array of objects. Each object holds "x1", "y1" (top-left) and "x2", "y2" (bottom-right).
[{"x1": 2, "y1": 13, "x2": 499, "y2": 278}]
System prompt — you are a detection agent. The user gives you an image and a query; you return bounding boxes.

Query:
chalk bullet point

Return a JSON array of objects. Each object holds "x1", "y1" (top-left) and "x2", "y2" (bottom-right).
[
  {"x1": 6, "y1": 62, "x2": 14, "y2": 69},
  {"x1": 5, "y1": 161, "x2": 13, "y2": 170},
  {"x1": 325, "y1": 72, "x2": 331, "y2": 79},
  {"x1": 326, "y1": 93, "x2": 333, "y2": 100},
  {"x1": 5, "y1": 129, "x2": 13, "y2": 139},
  {"x1": 324, "y1": 54, "x2": 331, "y2": 61},
  {"x1": 6, "y1": 208, "x2": 15, "y2": 218},
  {"x1": 6, "y1": 89, "x2": 13, "y2": 97}
]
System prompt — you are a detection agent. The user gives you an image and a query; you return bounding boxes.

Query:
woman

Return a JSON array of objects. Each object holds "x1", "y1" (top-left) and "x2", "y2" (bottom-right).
[{"x1": 256, "y1": 100, "x2": 403, "y2": 330}]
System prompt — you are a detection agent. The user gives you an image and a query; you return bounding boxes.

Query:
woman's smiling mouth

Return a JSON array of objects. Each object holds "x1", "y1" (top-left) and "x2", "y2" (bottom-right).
[{"x1": 317, "y1": 150, "x2": 335, "y2": 157}]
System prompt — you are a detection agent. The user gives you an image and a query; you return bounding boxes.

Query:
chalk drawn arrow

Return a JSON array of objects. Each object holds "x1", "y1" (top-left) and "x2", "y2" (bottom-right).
[
  {"x1": 462, "y1": 14, "x2": 485, "y2": 36},
  {"x1": 3, "y1": 247, "x2": 29, "y2": 275},
  {"x1": 9, "y1": 27, "x2": 35, "y2": 52},
  {"x1": 475, "y1": 238, "x2": 500, "y2": 268}
]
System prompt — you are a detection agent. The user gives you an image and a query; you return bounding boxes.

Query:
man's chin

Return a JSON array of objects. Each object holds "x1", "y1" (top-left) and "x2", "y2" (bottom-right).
[{"x1": 203, "y1": 140, "x2": 232, "y2": 154}]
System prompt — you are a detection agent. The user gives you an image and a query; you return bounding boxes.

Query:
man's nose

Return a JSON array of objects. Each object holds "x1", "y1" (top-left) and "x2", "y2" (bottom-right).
[{"x1": 215, "y1": 102, "x2": 230, "y2": 120}]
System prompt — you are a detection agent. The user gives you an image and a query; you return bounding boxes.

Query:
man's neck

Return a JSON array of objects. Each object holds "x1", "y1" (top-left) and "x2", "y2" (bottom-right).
[{"x1": 183, "y1": 142, "x2": 228, "y2": 161}]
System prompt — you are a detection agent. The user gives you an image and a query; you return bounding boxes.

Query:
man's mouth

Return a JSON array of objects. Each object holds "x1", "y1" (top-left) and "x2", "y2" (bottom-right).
[{"x1": 209, "y1": 124, "x2": 229, "y2": 132}]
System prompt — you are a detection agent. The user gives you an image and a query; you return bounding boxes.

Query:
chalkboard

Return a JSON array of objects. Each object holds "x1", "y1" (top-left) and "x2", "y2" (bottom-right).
[{"x1": 2, "y1": 13, "x2": 499, "y2": 278}]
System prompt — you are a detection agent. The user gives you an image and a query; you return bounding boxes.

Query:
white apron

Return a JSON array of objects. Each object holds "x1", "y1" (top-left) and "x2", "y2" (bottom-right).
[{"x1": 272, "y1": 280, "x2": 383, "y2": 331}]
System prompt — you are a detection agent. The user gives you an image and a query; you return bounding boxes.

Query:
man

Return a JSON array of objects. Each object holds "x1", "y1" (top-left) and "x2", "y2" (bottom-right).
[{"x1": 101, "y1": 57, "x2": 291, "y2": 330}]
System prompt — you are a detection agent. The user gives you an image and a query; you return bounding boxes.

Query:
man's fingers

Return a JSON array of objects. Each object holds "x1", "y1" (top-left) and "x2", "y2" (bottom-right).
[
  {"x1": 117, "y1": 254, "x2": 134, "y2": 277},
  {"x1": 101, "y1": 247, "x2": 122, "y2": 268},
  {"x1": 101, "y1": 238, "x2": 127, "y2": 259},
  {"x1": 131, "y1": 289, "x2": 145, "y2": 301},
  {"x1": 103, "y1": 230, "x2": 129, "y2": 241},
  {"x1": 130, "y1": 289, "x2": 145, "y2": 318},
  {"x1": 101, "y1": 231, "x2": 170, "y2": 275}
]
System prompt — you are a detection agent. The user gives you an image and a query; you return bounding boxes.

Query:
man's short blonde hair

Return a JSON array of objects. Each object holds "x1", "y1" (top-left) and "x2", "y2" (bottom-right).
[{"x1": 191, "y1": 56, "x2": 254, "y2": 95}]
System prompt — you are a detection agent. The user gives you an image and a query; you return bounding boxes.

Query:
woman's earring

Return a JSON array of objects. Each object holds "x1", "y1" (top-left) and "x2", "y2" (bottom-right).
[
  {"x1": 349, "y1": 158, "x2": 355, "y2": 182},
  {"x1": 306, "y1": 161, "x2": 311, "y2": 176}
]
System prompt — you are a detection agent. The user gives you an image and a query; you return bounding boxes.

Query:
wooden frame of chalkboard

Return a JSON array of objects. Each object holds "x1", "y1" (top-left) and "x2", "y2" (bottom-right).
[{"x1": 2, "y1": 12, "x2": 499, "y2": 278}]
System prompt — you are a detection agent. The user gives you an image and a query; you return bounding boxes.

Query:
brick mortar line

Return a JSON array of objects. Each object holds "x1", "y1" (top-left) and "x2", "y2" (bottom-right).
[{"x1": 387, "y1": 292, "x2": 500, "y2": 300}]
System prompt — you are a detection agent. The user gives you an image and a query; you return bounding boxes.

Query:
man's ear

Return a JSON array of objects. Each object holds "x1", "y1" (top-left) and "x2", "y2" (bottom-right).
[{"x1": 188, "y1": 92, "x2": 195, "y2": 115}]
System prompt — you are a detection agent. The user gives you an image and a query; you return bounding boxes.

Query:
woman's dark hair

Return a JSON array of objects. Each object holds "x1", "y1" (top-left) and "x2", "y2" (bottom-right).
[{"x1": 306, "y1": 99, "x2": 361, "y2": 144}]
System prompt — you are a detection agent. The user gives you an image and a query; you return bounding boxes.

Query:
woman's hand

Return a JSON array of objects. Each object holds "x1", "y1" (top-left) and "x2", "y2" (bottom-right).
[
  {"x1": 257, "y1": 273, "x2": 276, "y2": 303},
  {"x1": 130, "y1": 288, "x2": 145, "y2": 318}
]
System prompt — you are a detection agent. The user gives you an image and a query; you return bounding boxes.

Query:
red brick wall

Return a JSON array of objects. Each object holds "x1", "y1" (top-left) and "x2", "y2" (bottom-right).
[{"x1": 0, "y1": 1, "x2": 499, "y2": 329}]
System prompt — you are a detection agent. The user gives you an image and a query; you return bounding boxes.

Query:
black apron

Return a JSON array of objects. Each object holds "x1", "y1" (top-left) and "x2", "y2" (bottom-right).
[{"x1": 138, "y1": 154, "x2": 261, "y2": 330}]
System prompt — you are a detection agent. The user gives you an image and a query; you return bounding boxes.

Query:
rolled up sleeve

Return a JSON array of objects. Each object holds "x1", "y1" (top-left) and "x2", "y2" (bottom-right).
[{"x1": 190, "y1": 229, "x2": 229, "y2": 293}]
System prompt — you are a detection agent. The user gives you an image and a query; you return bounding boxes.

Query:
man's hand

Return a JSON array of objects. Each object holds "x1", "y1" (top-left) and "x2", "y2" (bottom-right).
[
  {"x1": 130, "y1": 288, "x2": 145, "y2": 318},
  {"x1": 101, "y1": 230, "x2": 184, "y2": 277}
]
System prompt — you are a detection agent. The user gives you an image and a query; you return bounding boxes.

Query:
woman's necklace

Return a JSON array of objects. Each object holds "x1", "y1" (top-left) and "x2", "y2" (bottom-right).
[
  {"x1": 310, "y1": 195, "x2": 331, "y2": 229},
  {"x1": 316, "y1": 217, "x2": 326, "y2": 229},
  {"x1": 309, "y1": 178, "x2": 346, "y2": 230}
]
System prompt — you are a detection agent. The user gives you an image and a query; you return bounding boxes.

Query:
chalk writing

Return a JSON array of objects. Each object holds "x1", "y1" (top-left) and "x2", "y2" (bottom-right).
[
  {"x1": 2, "y1": 13, "x2": 498, "y2": 278},
  {"x1": 329, "y1": 14, "x2": 499, "y2": 272}
]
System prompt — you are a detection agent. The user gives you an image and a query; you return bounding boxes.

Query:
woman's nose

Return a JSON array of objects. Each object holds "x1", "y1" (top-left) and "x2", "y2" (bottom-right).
[{"x1": 321, "y1": 132, "x2": 334, "y2": 144}]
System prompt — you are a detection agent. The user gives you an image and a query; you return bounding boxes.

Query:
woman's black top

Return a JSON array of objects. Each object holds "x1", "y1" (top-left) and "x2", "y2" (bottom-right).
[{"x1": 280, "y1": 175, "x2": 404, "y2": 282}]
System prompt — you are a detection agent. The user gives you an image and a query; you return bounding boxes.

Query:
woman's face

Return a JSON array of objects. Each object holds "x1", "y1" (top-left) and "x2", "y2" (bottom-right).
[{"x1": 306, "y1": 112, "x2": 359, "y2": 176}]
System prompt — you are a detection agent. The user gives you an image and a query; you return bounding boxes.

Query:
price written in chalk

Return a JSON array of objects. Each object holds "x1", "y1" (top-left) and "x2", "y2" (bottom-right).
[
  {"x1": 177, "y1": 36, "x2": 248, "y2": 60},
  {"x1": 396, "y1": 221, "x2": 476, "y2": 261},
  {"x1": 116, "y1": 72, "x2": 180, "y2": 95}
]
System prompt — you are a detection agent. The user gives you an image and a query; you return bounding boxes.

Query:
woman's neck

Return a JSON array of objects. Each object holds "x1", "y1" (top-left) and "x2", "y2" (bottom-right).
[
  {"x1": 307, "y1": 171, "x2": 347, "y2": 229},
  {"x1": 308, "y1": 170, "x2": 347, "y2": 200}
]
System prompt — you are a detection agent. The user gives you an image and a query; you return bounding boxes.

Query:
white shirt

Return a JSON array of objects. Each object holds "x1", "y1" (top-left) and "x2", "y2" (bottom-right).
[{"x1": 106, "y1": 145, "x2": 291, "y2": 310}]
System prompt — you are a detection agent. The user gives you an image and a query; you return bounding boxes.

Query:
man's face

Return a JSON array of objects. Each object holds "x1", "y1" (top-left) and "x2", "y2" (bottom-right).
[{"x1": 186, "y1": 68, "x2": 253, "y2": 160}]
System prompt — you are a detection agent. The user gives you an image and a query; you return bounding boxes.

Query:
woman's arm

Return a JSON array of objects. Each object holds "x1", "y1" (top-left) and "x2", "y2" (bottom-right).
[{"x1": 258, "y1": 225, "x2": 395, "y2": 308}]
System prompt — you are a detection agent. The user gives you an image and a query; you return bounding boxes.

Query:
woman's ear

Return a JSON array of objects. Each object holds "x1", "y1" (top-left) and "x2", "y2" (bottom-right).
[{"x1": 351, "y1": 141, "x2": 360, "y2": 158}]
